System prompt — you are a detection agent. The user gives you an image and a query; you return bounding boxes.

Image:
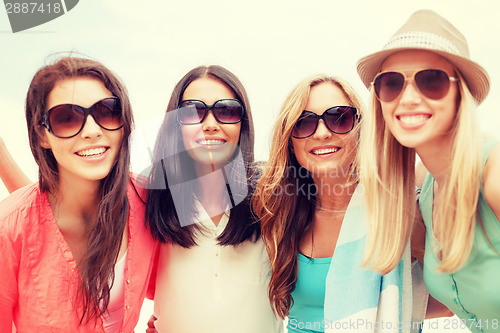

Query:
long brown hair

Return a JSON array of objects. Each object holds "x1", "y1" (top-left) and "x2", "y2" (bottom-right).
[
  {"x1": 253, "y1": 75, "x2": 364, "y2": 318},
  {"x1": 25, "y1": 56, "x2": 133, "y2": 323}
]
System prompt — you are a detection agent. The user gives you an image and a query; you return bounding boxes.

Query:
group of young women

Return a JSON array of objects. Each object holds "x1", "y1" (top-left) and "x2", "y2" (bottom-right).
[{"x1": 0, "y1": 9, "x2": 498, "y2": 333}]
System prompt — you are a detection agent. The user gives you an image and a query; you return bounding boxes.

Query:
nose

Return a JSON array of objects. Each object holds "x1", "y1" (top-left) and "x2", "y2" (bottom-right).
[
  {"x1": 80, "y1": 115, "x2": 103, "y2": 138},
  {"x1": 312, "y1": 119, "x2": 332, "y2": 140},
  {"x1": 399, "y1": 80, "x2": 422, "y2": 106},
  {"x1": 202, "y1": 110, "x2": 220, "y2": 132}
]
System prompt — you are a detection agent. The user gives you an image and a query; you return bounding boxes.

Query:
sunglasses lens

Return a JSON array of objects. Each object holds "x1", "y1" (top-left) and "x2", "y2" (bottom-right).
[
  {"x1": 415, "y1": 69, "x2": 451, "y2": 99},
  {"x1": 375, "y1": 69, "x2": 453, "y2": 102},
  {"x1": 324, "y1": 106, "x2": 356, "y2": 134},
  {"x1": 178, "y1": 101, "x2": 206, "y2": 124},
  {"x1": 213, "y1": 100, "x2": 244, "y2": 123},
  {"x1": 93, "y1": 98, "x2": 123, "y2": 130},
  {"x1": 49, "y1": 105, "x2": 85, "y2": 138},
  {"x1": 46, "y1": 97, "x2": 123, "y2": 138},
  {"x1": 292, "y1": 112, "x2": 318, "y2": 138},
  {"x1": 374, "y1": 72, "x2": 405, "y2": 102}
]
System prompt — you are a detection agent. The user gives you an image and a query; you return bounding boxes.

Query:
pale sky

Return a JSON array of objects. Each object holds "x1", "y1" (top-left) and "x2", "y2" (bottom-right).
[
  {"x1": 1, "y1": 1, "x2": 496, "y2": 331},
  {"x1": 2, "y1": 0, "x2": 500, "y2": 200}
]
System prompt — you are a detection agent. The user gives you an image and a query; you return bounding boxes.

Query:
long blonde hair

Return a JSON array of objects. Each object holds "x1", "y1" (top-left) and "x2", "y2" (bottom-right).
[
  {"x1": 360, "y1": 70, "x2": 482, "y2": 274},
  {"x1": 433, "y1": 74, "x2": 481, "y2": 272},
  {"x1": 253, "y1": 74, "x2": 364, "y2": 318}
]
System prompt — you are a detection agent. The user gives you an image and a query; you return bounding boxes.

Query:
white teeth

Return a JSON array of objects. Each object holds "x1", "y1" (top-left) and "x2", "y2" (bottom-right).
[
  {"x1": 198, "y1": 140, "x2": 225, "y2": 146},
  {"x1": 398, "y1": 114, "x2": 429, "y2": 125},
  {"x1": 311, "y1": 147, "x2": 339, "y2": 155},
  {"x1": 76, "y1": 147, "x2": 106, "y2": 157}
]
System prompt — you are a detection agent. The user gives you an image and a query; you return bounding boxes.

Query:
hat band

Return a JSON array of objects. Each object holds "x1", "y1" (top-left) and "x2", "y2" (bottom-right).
[{"x1": 382, "y1": 32, "x2": 465, "y2": 57}]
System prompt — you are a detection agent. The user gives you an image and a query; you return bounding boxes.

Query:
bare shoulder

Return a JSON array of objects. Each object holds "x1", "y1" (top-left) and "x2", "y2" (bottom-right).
[
  {"x1": 483, "y1": 143, "x2": 500, "y2": 220},
  {"x1": 415, "y1": 161, "x2": 428, "y2": 188}
]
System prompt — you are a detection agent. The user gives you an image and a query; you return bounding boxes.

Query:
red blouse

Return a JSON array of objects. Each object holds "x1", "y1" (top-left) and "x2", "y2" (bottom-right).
[{"x1": 0, "y1": 180, "x2": 158, "y2": 332}]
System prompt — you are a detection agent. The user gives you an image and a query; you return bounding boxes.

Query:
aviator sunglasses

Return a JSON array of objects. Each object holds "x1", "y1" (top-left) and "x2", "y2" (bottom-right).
[
  {"x1": 177, "y1": 99, "x2": 244, "y2": 125},
  {"x1": 41, "y1": 97, "x2": 124, "y2": 138},
  {"x1": 292, "y1": 106, "x2": 359, "y2": 139},
  {"x1": 372, "y1": 69, "x2": 459, "y2": 102}
]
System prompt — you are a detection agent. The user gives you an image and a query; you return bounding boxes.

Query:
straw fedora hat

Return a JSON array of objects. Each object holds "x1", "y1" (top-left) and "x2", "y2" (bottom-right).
[{"x1": 357, "y1": 9, "x2": 490, "y2": 104}]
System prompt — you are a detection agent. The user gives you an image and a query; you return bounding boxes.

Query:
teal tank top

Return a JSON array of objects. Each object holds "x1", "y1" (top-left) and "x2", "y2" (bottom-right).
[
  {"x1": 420, "y1": 140, "x2": 500, "y2": 333},
  {"x1": 288, "y1": 253, "x2": 332, "y2": 333}
]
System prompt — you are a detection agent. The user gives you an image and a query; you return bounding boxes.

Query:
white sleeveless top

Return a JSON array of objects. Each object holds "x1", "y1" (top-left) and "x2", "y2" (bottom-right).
[{"x1": 153, "y1": 201, "x2": 283, "y2": 333}]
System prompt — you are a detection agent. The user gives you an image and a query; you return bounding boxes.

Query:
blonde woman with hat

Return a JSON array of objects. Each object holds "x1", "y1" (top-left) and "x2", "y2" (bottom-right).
[{"x1": 357, "y1": 9, "x2": 500, "y2": 331}]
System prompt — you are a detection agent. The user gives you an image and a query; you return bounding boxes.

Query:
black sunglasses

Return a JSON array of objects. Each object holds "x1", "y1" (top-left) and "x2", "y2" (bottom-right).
[
  {"x1": 177, "y1": 99, "x2": 244, "y2": 125},
  {"x1": 372, "y1": 69, "x2": 459, "y2": 102},
  {"x1": 292, "y1": 106, "x2": 359, "y2": 139},
  {"x1": 41, "y1": 97, "x2": 123, "y2": 138}
]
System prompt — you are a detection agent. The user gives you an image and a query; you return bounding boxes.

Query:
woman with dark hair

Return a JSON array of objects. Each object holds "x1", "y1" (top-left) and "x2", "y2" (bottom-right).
[
  {"x1": 0, "y1": 56, "x2": 157, "y2": 332},
  {"x1": 145, "y1": 65, "x2": 282, "y2": 332}
]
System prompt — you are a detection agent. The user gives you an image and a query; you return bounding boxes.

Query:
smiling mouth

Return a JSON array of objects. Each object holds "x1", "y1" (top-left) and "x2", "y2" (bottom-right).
[
  {"x1": 76, "y1": 147, "x2": 108, "y2": 157},
  {"x1": 397, "y1": 114, "x2": 431, "y2": 125},
  {"x1": 311, "y1": 147, "x2": 340, "y2": 155},
  {"x1": 196, "y1": 139, "x2": 226, "y2": 146}
]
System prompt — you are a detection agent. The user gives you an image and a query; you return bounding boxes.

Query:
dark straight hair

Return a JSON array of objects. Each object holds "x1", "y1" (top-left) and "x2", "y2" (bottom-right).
[
  {"x1": 145, "y1": 65, "x2": 260, "y2": 247},
  {"x1": 25, "y1": 56, "x2": 133, "y2": 324}
]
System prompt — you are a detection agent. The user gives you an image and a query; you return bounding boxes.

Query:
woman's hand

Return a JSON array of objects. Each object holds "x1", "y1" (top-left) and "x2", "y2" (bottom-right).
[{"x1": 145, "y1": 314, "x2": 158, "y2": 333}]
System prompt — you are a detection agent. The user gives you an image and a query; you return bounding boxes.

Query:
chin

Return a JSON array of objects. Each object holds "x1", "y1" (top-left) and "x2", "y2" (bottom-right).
[
  {"x1": 87, "y1": 173, "x2": 112, "y2": 182},
  {"x1": 194, "y1": 155, "x2": 232, "y2": 168},
  {"x1": 392, "y1": 135, "x2": 422, "y2": 149},
  {"x1": 85, "y1": 166, "x2": 115, "y2": 181},
  {"x1": 308, "y1": 165, "x2": 335, "y2": 176}
]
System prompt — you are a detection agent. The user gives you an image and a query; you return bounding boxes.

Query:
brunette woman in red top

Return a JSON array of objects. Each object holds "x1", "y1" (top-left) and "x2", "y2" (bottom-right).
[{"x1": 0, "y1": 56, "x2": 157, "y2": 332}]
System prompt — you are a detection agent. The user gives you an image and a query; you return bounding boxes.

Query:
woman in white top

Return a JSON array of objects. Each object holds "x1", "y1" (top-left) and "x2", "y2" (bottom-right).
[{"x1": 145, "y1": 65, "x2": 283, "y2": 333}]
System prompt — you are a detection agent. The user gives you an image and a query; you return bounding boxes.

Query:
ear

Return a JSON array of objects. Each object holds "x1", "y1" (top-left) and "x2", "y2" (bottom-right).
[{"x1": 39, "y1": 130, "x2": 51, "y2": 149}]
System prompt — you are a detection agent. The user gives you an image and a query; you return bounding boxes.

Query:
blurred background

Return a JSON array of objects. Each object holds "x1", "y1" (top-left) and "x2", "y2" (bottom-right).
[{"x1": 2, "y1": 1, "x2": 498, "y2": 331}]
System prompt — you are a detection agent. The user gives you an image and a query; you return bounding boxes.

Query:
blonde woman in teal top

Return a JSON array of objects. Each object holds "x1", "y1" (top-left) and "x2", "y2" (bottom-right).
[
  {"x1": 357, "y1": 9, "x2": 500, "y2": 332},
  {"x1": 254, "y1": 74, "x2": 363, "y2": 332},
  {"x1": 254, "y1": 74, "x2": 416, "y2": 333}
]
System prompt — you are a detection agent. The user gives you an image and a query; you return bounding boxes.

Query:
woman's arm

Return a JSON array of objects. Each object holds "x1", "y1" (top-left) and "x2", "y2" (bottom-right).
[
  {"x1": 483, "y1": 143, "x2": 500, "y2": 221},
  {"x1": 0, "y1": 137, "x2": 31, "y2": 193}
]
